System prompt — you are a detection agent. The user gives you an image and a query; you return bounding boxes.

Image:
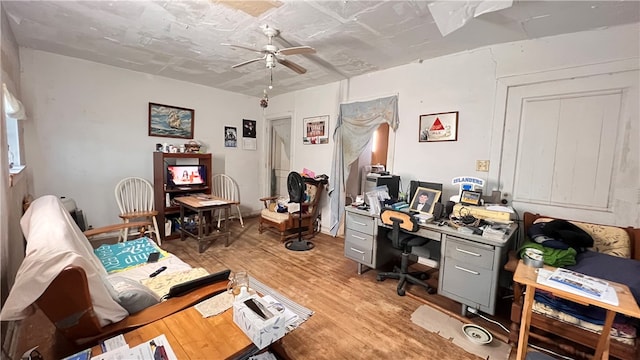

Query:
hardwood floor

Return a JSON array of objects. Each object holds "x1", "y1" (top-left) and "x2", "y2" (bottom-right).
[{"x1": 13, "y1": 216, "x2": 517, "y2": 359}]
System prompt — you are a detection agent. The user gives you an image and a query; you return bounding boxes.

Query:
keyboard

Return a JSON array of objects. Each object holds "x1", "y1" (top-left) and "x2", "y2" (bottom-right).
[{"x1": 166, "y1": 269, "x2": 231, "y2": 298}]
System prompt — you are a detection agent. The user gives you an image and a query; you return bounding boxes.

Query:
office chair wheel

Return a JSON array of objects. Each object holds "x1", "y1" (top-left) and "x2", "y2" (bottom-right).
[
  {"x1": 376, "y1": 274, "x2": 384, "y2": 281},
  {"x1": 426, "y1": 287, "x2": 436, "y2": 295},
  {"x1": 397, "y1": 288, "x2": 406, "y2": 296}
]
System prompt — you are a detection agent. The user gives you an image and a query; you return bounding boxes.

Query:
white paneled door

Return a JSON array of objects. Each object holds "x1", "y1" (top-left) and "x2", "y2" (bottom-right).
[{"x1": 499, "y1": 69, "x2": 639, "y2": 225}]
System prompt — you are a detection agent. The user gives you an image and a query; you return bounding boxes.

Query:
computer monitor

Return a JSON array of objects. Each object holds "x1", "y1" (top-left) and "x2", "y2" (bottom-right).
[
  {"x1": 409, "y1": 180, "x2": 443, "y2": 203},
  {"x1": 377, "y1": 175, "x2": 400, "y2": 200}
]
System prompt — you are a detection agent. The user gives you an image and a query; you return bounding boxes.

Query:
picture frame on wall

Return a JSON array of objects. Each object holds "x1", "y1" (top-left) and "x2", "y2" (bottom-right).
[
  {"x1": 224, "y1": 126, "x2": 237, "y2": 148},
  {"x1": 303, "y1": 115, "x2": 329, "y2": 145},
  {"x1": 419, "y1": 111, "x2": 458, "y2": 142},
  {"x1": 148, "y1": 102, "x2": 195, "y2": 139}
]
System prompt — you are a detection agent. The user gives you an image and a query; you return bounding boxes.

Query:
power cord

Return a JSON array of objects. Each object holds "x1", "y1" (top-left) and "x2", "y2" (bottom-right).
[{"x1": 467, "y1": 307, "x2": 575, "y2": 360}]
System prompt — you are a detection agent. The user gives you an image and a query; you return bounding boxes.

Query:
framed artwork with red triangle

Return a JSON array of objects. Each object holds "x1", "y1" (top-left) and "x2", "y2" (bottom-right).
[{"x1": 419, "y1": 111, "x2": 458, "y2": 142}]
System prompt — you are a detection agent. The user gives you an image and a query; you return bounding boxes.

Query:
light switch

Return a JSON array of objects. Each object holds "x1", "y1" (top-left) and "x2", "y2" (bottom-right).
[{"x1": 476, "y1": 160, "x2": 490, "y2": 172}]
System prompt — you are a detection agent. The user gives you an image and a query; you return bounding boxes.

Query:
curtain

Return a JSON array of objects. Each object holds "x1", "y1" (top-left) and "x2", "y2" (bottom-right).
[
  {"x1": 328, "y1": 95, "x2": 398, "y2": 235},
  {"x1": 2, "y1": 83, "x2": 26, "y2": 121}
]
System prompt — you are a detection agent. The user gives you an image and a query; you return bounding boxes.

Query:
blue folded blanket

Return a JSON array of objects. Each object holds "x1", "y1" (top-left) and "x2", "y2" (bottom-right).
[{"x1": 94, "y1": 237, "x2": 167, "y2": 273}]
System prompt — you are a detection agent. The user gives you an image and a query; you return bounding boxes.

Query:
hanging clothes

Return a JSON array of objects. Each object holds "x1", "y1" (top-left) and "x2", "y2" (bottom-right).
[{"x1": 328, "y1": 95, "x2": 399, "y2": 236}]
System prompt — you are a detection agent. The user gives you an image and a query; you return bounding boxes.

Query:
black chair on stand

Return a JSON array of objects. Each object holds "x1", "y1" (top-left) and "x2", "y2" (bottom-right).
[{"x1": 376, "y1": 208, "x2": 434, "y2": 296}]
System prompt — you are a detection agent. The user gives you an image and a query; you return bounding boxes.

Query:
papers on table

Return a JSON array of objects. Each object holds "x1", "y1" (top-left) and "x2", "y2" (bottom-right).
[
  {"x1": 91, "y1": 334, "x2": 177, "y2": 360},
  {"x1": 195, "y1": 291, "x2": 235, "y2": 318},
  {"x1": 199, "y1": 199, "x2": 229, "y2": 206},
  {"x1": 536, "y1": 268, "x2": 619, "y2": 306}
]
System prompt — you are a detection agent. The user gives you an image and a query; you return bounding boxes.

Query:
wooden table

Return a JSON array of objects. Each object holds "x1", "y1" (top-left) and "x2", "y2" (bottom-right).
[
  {"x1": 174, "y1": 195, "x2": 235, "y2": 253},
  {"x1": 91, "y1": 307, "x2": 256, "y2": 359},
  {"x1": 513, "y1": 261, "x2": 640, "y2": 359}
]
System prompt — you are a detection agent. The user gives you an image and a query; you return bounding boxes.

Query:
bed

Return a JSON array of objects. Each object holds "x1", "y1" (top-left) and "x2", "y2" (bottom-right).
[{"x1": 506, "y1": 212, "x2": 640, "y2": 360}]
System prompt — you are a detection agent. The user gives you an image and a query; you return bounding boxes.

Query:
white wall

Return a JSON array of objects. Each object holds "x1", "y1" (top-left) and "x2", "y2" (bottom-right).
[
  {"x1": 20, "y1": 49, "x2": 263, "y2": 228},
  {"x1": 269, "y1": 23, "x2": 639, "y2": 227}
]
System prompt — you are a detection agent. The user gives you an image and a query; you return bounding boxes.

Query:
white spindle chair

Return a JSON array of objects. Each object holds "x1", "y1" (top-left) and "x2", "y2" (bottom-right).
[
  {"x1": 211, "y1": 174, "x2": 244, "y2": 227},
  {"x1": 114, "y1": 177, "x2": 161, "y2": 245}
]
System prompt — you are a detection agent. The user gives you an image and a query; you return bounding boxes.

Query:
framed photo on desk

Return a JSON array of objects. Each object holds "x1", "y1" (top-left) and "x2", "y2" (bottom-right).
[{"x1": 409, "y1": 187, "x2": 441, "y2": 214}]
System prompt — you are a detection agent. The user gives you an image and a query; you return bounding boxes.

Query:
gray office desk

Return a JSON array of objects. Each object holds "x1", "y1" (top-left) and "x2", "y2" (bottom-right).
[{"x1": 343, "y1": 206, "x2": 517, "y2": 316}]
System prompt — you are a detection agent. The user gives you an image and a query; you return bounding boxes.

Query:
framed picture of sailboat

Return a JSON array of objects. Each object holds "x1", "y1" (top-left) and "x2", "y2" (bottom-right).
[{"x1": 148, "y1": 103, "x2": 195, "y2": 139}]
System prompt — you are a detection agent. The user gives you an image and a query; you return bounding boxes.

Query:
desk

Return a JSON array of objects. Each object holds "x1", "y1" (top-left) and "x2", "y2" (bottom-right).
[
  {"x1": 175, "y1": 195, "x2": 234, "y2": 253},
  {"x1": 91, "y1": 307, "x2": 256, "y2": 359},
  {"x1": 343, "y1": 206, "x2": 517, "y2": 315},
  {"x1": 513, "y1": 261, "x2": 640, "y2": 360}
]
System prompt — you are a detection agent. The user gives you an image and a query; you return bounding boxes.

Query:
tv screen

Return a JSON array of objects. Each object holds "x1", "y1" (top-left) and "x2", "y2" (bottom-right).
[{"x1": 167, "y1": 165, "x2": 206, "y2": 187}]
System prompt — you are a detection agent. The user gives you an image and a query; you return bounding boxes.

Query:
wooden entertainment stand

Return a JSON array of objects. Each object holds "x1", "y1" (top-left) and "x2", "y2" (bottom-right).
[{"x1": 153, "y1": 152, "x2": 212, "y2": 240}]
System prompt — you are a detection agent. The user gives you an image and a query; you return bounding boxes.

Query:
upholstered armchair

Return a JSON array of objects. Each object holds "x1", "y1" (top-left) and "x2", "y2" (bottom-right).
[{"x1": 259, "y1": 178, "x2": 326, "y2": 242}]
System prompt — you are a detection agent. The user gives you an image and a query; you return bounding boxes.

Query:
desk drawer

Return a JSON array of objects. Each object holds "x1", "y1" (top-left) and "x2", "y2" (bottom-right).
[
  {"x1": 416, "y1": 228, "x2": 442, "y2": 242},
  {"x1": 345, "y1": 230, "x2": 374, "y2": 251},
  {"x1": 444, "y1": 235, "x2": 494, "y2": 270},
  {"x1": 344, "y1": 241, "x2": 373, "y2": 265},
  {"x1": 346, "y1": 212, "x2": 376, "y2": 235},
  {"x1": 441, "y1": 259, "x2": 492, "y2": 307}
]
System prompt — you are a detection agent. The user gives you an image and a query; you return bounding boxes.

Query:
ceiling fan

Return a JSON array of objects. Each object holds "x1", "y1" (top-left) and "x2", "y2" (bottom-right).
[{"x1": 222, "y1": 24, "x2": 316, "y2": 75}]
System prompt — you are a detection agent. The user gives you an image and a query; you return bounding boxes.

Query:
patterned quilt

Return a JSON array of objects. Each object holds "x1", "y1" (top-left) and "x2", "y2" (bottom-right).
[{"x1": 94, "y1": 237, "x2": 167, "y2": 273}]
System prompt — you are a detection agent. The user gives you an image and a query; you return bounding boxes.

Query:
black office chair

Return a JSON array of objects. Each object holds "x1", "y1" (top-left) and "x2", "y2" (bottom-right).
[{"x1": 376, "y1": 208, "x2": 434, "y2": 296}]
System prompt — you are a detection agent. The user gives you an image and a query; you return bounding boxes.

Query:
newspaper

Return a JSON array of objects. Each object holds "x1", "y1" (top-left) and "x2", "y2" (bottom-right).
[{"x1": 536, "y1": 268, "x2": 619, "y2": 306}]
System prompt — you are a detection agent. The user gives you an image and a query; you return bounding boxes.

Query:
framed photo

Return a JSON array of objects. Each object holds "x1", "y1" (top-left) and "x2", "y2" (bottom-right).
[
  {"x1": 148, "y1": 103, "x2": 194, "y2": 139},
  {"x1": 409, "y1": 187, "x2": 442, "y2": 214},
  {"x1": 224, "y1": 126, "x2": 237, "y2": 148},
  {"x1": 460, "y1": 190, "x2": 483, "y2": 206},
  {"x1": 419, "y1": 111, "x2": 458, "y2": 142},
  {"x1": 303, "y1": 115, "x2": 329, "y2": 145},
  {"x1": 243, "y1": 119, "x2": 256, "y2": 138}
]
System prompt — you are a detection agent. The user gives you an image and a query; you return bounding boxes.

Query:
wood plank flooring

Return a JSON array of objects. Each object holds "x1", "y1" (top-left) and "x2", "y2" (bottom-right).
[{"x1": 13, "y1": 217, "x2": 517, "y2": 359}]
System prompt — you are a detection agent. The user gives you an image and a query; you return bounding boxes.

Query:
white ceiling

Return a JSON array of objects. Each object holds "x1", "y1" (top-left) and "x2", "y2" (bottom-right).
[{"x1": 3, "y1": 1, "x2": 639, "y2": 97}]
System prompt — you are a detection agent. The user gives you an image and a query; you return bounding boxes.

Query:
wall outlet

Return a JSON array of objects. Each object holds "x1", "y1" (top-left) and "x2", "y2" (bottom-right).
[{"x1": 476, "y1": 160, "x2": 490, "y2": 172}]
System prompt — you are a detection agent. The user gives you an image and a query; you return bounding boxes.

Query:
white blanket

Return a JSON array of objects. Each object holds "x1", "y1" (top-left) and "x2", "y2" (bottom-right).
[{"x1": 1, "y1": 196, "x2": 128, "y2": 325}]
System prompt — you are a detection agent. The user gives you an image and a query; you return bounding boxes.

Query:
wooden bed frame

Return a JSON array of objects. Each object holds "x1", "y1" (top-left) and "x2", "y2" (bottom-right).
[
  {"x1": 505, "y1": 212, "x2": 640, "y2": 359},
  {"x1": 35, "y1": 222, "x2": 227, "y2": 346}
]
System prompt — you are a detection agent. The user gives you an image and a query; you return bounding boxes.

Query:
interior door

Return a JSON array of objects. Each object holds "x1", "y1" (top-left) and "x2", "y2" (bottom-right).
[
  {"x1": 269, "y1": 117, "x2": 291, "y2": 197},
  {"x1": 499, "y1": 70, "x2": 638, "y2": 225}
]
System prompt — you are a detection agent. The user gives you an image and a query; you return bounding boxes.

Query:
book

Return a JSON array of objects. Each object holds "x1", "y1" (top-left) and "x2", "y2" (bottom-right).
[{"x1": 548, "y1": 268, "x2": 609, "y2": 298}]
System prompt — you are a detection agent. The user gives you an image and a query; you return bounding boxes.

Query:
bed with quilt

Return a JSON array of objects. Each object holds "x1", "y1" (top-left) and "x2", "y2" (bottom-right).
[{"x1": 506, "y1": 212, "x2": 640, "y2": 360}]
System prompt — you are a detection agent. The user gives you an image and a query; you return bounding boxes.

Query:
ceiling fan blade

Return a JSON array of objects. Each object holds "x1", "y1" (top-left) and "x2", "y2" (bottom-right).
[
  {"x1": 232, "y1": 57, "x2": 264, "y2": 68},
  {"x1": 277, "y1": 46, "x2": 316, "y2": 56},
  {"x1": 221, "y1": 43, "x2": 263, "y2": 54},
  {"x1": 278, "y1": 59, "x2": 307, "y2": 74}
]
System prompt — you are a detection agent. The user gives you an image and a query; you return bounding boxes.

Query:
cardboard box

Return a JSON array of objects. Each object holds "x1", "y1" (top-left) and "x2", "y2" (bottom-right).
[{"x1": 232, "y1": 295, "x2": 286, "y2": 349}]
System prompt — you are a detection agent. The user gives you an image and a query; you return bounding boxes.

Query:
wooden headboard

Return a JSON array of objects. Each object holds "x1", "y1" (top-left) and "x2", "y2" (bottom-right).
[{"x1": 523, "y1": 212, "x2": 640, "y2": 261}]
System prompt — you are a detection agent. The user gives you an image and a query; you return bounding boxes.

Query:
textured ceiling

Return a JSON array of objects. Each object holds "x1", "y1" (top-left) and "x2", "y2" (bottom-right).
[{"x1": 3, "y1": 1, "x2": 639, "y2": 97}]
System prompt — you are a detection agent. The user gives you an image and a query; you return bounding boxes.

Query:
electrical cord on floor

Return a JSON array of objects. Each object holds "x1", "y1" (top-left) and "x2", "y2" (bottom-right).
[{"x1": 467, "y1": 307, "x2": 575, "y2": 360}]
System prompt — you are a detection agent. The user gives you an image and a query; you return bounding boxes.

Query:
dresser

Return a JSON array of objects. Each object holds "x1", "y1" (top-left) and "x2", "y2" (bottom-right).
[{"x1": 343, "y1": 206, "x2": 517, "y2": 315}]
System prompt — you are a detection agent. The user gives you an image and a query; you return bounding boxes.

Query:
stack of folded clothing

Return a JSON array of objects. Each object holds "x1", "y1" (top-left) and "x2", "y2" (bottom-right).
[{"x1": 519, "y1": 219, "x2": 594, "y2": 267}]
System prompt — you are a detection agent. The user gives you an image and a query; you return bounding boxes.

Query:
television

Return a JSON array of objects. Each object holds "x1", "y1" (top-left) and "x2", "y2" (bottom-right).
[{"x1": 167, "y1": 165, "x2": 206, "y2": 187}]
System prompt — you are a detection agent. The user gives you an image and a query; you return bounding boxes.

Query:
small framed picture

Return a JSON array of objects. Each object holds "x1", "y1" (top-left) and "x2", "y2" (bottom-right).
[
  {"x1": 224, "y1": 126, "x2": 237, "y2": 148},
  {"x1": 460, "y1": 190, "x2": 483, "y2": 206},
  {"x1": 419, "y1": 111, "x2": 458, "y2": 142},
  {"x1": 409, "y1": 187, "x2": 442, "y2": 214},
  {"x1": 303, "y1": 115, "x2": 329, "y2": 145}
]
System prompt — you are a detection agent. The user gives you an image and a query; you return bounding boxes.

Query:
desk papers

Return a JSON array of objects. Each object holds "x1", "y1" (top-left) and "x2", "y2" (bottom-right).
[
  {"x1": 199, "y1": 199, "x2": 229, "y2": 206},
  {"x1": 91, "y1": 334, "x2": 177, "y2": 360},
  {"x1": 536, "y1": 268, "x2": 619, "y2": 306}
]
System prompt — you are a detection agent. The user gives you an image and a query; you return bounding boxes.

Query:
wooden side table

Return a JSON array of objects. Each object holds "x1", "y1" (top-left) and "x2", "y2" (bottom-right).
[
  {"x1": 513, "y1": 260, "x2": 640, "y2": 359},
  {"x1": 174, "y1": 195, "x2": 235, "y2": 253}
]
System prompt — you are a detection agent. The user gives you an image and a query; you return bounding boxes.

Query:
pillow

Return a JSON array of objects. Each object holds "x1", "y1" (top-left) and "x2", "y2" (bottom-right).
[{"x1": 107, "y1": 276, "x2": 160, "y2": 314}]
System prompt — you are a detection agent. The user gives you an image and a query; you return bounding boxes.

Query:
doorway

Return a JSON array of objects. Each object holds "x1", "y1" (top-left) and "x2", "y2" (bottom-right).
[{"x1": 267, "y1": 117, "x2": 292, "y2": 197}]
